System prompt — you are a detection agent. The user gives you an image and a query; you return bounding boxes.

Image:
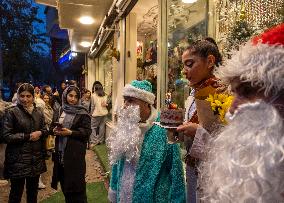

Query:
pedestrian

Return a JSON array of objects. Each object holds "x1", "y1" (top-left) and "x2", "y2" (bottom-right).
[
  {"x1": 90, "y1": 81, "x2": 108, "y2": 147},
  {"x1": 81, "y1": 89, "x2": 92, "y2": 113},
  {"x1": 58, "y1": 81, "x2": 67, "y2": 104},
  {"x1": 108, "y1": 80, "x2": 185, "y2": 202},
  {"x1": 2, "y1": 83, "x2": 47, "y2": 203},
  {"x1": 176, "y1": 37, "x2": 223, "y2": 203},
  {"x1": 201, "y1": 23, "x2": 284, "y2": 203},
  {"x1": 51, "y1": 85, "x2": 91, "y2": 203}
]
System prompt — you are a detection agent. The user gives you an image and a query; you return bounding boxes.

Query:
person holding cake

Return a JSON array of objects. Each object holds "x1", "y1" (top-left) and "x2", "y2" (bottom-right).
[
  {"x1": 107, "y1": 80, "x2": 185, "y2": 203},
  {"x1": 176, "y1": 37, "x2": 223, "y2": 203}
]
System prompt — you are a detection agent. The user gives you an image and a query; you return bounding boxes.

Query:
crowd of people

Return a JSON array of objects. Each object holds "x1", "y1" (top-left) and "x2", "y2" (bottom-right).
[{"x1": 0, "y1": 23, "x2": 283, "y2": 203}]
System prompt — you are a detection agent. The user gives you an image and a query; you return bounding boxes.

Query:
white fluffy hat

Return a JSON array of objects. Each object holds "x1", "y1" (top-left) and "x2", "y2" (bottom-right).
[
  {"x1": 123, "y1": 80, "x2": 155, "y2": 105},
  {"x1": 215, "y1": 23, "x2": 284, "y2": 97}
]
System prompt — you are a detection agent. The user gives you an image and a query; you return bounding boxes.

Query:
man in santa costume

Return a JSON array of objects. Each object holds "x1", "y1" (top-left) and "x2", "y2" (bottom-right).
[
  {"x1": 202, "y1": 23, "x2": 284, "y2": 202},
  {"x1": 107, "y1": 80, "x2": 185, "y2": 203}
]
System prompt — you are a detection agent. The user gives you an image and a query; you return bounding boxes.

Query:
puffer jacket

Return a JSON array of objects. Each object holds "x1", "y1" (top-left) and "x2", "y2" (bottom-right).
[{"x1": 2, "y1": 104, "x2": 47, "y2": 179}]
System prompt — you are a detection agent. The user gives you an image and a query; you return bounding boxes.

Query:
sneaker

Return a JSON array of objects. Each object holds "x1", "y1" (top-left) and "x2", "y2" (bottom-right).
[{"x1": 38, "y1": 180, "x2": 46, "y2": 189}]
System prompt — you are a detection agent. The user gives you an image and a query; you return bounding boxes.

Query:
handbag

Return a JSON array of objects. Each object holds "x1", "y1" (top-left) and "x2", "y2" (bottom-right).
[{"x1": 46, "y1": 135, "x2": 55, "y2": 150}]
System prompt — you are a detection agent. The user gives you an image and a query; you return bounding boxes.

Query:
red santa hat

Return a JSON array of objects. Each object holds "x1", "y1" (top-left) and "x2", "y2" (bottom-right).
[{"x1": 216, "y1": 23, "x2": 284, "y2": 96}]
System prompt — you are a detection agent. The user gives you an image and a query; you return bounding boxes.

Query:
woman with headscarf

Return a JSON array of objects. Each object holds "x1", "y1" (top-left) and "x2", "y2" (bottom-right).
[
  {"x1": 2, "y1": 83, "x2": 47, "y2": 203},
  {"x1": 51, "y1": 85, "x2": 91, "y2": 203}
]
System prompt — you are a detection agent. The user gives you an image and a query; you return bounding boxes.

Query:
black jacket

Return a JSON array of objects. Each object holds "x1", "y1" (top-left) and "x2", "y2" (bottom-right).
[
  {"x1": 2, "y1": 104, "x2": 47, "y2": 179},
  {"x1": 51, "y1": 111, "x2": 91, "y2": 193}
]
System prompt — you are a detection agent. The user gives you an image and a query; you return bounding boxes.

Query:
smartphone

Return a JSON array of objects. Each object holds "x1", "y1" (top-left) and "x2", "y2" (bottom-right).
[{"x1": 54, "y1": 122, "x2": 63, "y2": 130}]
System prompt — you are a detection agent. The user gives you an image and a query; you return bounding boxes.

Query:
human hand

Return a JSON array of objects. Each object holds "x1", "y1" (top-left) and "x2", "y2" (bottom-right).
[
  {"x1": 101, "y1": 101, "x2": 108, "y2": 107},
  {"x1": 54, "y1": 128, "x2": 72, "y2": 136},
  {"x1": 176, "y1": 122, "x2": 200, "y2": 137},
  {"x1": 30, "y1": 131, "x2": 42, "y2": 141}
]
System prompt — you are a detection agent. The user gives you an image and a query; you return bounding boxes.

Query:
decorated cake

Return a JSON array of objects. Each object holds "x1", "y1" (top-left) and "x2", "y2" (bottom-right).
[
  {"x1": 161, "y1": 108, "x2": 184, "y2": 126},
  {"x1": 160, "y1": 93, "x2": 184, "y2": 126}
]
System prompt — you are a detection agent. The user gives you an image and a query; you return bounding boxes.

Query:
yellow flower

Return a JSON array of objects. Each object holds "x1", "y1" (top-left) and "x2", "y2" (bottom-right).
[{"x1": 206, "y1": 93, "x2": 234, "y2": 124}]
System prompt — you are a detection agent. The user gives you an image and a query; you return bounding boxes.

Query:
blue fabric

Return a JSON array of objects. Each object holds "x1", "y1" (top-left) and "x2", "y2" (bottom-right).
[
  {"x1": 186, "y1": 165, "x2": 198, "y2": 203},
  {"x1": 130, "y1": 80, "x2": 153, "y2": 93},
  {"x1": 110, "y1": 118, "x2": 186, "y2": 203}
]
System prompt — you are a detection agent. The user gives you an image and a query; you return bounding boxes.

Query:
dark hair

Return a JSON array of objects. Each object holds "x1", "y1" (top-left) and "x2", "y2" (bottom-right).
[
  {"x1": 41, "y1": 92, "x2": 53, "y2": 106},
  {"x1": 92, "y1": 81, "x2": 102, "y2": 93},
  {"x1": 17, "y1": 83, "x2": 34, "y2": 97},
  {"x1": 66, "y1": 86, "x2": 80, "y2": 99},
  {"x1": 42, "y1": 85, "x2": 51, "y2": 93},
  {"x1": 185, "y1": 37, "x2": 222, "y2": 67},
  {"x1": 68, "y1": 80, "x2": 77, "y2": 86},
  {"x1": 94, "y1": 85, "x2": 105, "y2": 97}
]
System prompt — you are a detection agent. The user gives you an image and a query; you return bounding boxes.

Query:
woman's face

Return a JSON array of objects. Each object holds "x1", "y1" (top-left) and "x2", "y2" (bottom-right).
[
  {"x1": 67, "y1": 90, "x2": 79, "y2": 105},
  {"x1": 85, "y1": 91, "x2": 91, "y2": 99},
  {"x1": 43, "y1": 95, "x2": 50, "y2": 104},
  {"x1": 182, "y1": 49, "x2": 214, "y2": 87},
  {"x1": 19, "y1": 91, "x2": 34, "y2": 107}
]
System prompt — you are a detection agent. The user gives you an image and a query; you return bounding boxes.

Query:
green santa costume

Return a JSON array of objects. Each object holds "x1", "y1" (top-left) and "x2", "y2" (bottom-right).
[{"x1": 108, "y1": 80, "x2": 185, "y2": 203}]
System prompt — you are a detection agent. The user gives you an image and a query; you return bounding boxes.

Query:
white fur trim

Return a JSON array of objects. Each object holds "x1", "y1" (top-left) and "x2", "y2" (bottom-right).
[
  {"x1": 123, "y1": 84, "x2": 155, "y2": 105},
  {"x1": 215, "y1": 42, "x2": 284, "y2": 97}
]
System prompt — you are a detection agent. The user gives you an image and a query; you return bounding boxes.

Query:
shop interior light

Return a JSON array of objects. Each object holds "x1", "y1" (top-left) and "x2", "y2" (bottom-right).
[
  {"x1": 79, "y1": 16, "x2": 95, "y2": 25},
  {"x1": 182, "y1": 0, "x2": 197, "y2": 3},
  {"x1": 80, "y1": 41, "x2": 91, "y2": 47},
  {"x1": 71, "y1": 52, "x2": 77, "y2": 57}
]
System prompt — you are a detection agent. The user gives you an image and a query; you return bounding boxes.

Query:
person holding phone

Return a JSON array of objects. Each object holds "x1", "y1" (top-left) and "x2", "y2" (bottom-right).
[
  {"x1": 2, "y1": 83, "x2": 47, "y2": 203},
  {"x1": 51, "y1": 85, "x2": 91, "y2": 203}
]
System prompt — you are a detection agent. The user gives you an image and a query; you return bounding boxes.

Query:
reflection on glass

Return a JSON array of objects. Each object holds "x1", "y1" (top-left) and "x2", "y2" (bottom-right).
[
  {"x1": 99, "y1": 42, "x2": 114, "y2": 119},
  {"x1": 167, "y1": 0, "x2": 208, "y2": 108}
]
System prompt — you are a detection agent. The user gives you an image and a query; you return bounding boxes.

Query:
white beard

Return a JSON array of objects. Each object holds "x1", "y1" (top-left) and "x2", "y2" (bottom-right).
[
  {"x1": 107, "y1": 105, "x2": 144, "y2": 165},
  {"x1": 201, "y1": 101, "x2": 284, "y2": 203}
]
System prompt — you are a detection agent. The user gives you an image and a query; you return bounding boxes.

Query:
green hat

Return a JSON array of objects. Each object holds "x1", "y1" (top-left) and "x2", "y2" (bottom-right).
[{"x1": 123, "y1": 80, "x2": 155, "y2": 105}]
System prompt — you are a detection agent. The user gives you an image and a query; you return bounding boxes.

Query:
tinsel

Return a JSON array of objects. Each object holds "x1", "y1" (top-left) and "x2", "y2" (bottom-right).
[{"x1": 107, "y1": 105, "x2": 143, "y2": 165}]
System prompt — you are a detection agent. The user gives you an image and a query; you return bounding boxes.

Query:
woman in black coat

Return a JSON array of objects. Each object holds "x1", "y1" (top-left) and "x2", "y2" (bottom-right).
[
  {"x1": 2, "y1": 83, "x2": 47, "y2": 203},
  {"x1": 51, "y1": 85, "x2": 91, "y2": 203}
]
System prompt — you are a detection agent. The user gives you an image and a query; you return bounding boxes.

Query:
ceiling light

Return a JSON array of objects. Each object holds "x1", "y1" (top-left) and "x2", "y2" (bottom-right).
[
  {"x1": 182, "y1": 0, "x2": 197, "y2": 3},
  {"x1": 80, "y1": 41, "x2": 91, "y2": 48},
  {"x1": 79, "y1": 16, "x2": 95, "y2": 25}
]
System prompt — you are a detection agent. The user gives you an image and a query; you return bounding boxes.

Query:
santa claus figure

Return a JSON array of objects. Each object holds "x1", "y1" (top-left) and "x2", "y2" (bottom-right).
[{"x1": 202, "y1": 23, "x2": 284, "y2": 202}]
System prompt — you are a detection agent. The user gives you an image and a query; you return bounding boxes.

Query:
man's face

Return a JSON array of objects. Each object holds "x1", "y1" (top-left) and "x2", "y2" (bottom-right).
[
  {"x1": 46, "y1": 86, "x2": 52, "y2": 95},
  {"x1": 124, "y1": 96, "x2": 151, "y2": 122},
  {"x1": 34, "y1": 87, "x2": 40, "y2": 93},
  {"x1": 229, "y1": 79, "x2": 261, "y2": 113}
]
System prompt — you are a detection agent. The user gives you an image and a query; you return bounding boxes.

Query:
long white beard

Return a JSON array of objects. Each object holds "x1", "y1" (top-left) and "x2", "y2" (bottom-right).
[
  {"x1": 201, "y1": 101, "x2": 284, "y2": 203},
  {"x1": 107, "y1": 105, "x2": 143, "y2": 166}
]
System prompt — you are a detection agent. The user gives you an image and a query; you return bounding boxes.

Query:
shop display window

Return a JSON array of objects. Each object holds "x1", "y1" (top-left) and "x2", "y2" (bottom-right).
[
  {"x1": 167, "y1": 0, "x2": 208, "y2": 108},
  {"x1": 98, "y1": 39, "x2": 116, "y2": 119},
  {"x1": 133, "y1": 0, "x2": 158, "y2": 106}
]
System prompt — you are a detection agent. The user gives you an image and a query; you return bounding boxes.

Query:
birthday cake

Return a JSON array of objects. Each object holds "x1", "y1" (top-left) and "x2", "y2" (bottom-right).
[{"x1": 161, "y1": 107, "x2": 184, "y2": 126}]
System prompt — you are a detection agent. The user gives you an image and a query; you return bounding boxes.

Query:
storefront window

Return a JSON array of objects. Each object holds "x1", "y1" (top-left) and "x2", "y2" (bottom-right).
[
  {"x1": 167, "y1": 0, "x2": 208, "y2": 108},
  {"x1": 98, "y1": 39, "x2": 115, "y2": 119},
  {"x1": 132, "y1": 0, "x2": 158, "y2": 106}
]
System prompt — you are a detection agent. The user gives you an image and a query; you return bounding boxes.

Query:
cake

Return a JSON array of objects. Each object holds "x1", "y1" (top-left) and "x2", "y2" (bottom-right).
[{"x1": 160, "y1": 108, "x2": 184, "y2": 126}]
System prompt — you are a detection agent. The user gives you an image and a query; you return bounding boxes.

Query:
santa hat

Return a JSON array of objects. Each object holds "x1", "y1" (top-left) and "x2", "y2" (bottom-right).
[
  {"x1": 215, "y1": 23, "x2": 284, "y2": 97},
  {"x1": 123, "y1": 80, "x2": 155, "y2": 105}
]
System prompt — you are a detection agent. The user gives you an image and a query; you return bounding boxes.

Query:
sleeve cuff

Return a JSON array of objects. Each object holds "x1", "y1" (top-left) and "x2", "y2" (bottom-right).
[
  {"x1": 24, "y1": 133, "x2": 30, "y2": 141},
  {"x1": 189, "y1": 126, "x2": 209, "y2": 160},
  {"x1": 108, "y1": 187, "x2": 117, "y2": 203}
]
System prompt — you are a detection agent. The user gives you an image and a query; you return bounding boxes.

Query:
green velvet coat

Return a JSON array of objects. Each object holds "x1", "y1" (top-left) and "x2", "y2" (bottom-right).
[{"x1": 110, "y1": 123, "x2": 186, "y2": 203}]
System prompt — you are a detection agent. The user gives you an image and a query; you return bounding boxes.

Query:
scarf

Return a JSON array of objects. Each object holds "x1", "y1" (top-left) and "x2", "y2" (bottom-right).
[{"x1": 58, "y1": 86, "x2": 89, "y2": 164}]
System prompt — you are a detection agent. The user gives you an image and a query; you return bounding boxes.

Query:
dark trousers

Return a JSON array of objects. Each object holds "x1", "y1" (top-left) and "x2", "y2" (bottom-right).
[
  {"x1": 9, "y1": 175, "x2": 40, "y2": 203},
  {"x1": 58, "y1": 164, "x2": 87, "y2": 203}
]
